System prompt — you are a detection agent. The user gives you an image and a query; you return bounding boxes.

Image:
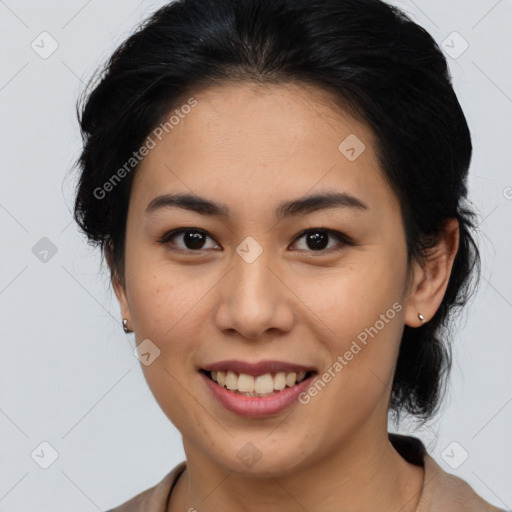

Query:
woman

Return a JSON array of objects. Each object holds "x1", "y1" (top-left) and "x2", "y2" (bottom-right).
[{"x1": 73, "y1": 0, "x2": 506, "y2": 510}]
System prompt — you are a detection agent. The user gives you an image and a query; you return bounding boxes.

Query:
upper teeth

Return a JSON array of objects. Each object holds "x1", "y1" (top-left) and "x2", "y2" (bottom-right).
[{"x1": 211, "y1": 370, "x2": 308, "y2": 393}]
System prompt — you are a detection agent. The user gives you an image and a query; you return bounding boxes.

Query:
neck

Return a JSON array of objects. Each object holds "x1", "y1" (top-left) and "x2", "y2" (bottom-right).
[{"x1": 169, "y1": 425, "x2": 424, "y2": 512}]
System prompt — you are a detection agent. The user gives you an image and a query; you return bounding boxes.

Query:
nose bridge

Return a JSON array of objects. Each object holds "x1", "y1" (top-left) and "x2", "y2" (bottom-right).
[
  {"x1": 232, "y1": 244, "x2": 276, "y2": 315},
  {"x1": 232, "y1": 232, "x2": 274, "y2": 294},
  {"x1": 234, "y1": 248, "x2": 273, "y2": 303}
]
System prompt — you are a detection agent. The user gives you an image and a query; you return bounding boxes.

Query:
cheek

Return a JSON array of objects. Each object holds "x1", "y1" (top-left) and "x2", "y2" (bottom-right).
[
  {"x1": 126, "y1": 268, "x2": 206, "y2": 428},
  {"x1": 126, "y1": 259, "x2": 206, "y2": 339},
  {"x1": 300, "y1": 253, "x2": 406, "y2": 387},
  {"x1": 302, "y1": 256, "x2": 405, "y2": 337}
]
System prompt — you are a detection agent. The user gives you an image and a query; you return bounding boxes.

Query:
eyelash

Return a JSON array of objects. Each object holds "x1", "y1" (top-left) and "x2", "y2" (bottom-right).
[{"x1": 158, "y1": 227, "x2": 354, "y2": 255}]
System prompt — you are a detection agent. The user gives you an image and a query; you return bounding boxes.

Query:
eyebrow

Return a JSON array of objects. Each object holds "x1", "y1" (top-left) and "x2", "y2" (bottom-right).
[{"x1": 145, "y1": 190, "x2": 368, "y2": 220}]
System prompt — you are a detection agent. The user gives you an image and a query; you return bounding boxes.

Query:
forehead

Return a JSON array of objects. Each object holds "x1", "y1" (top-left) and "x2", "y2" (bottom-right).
[{"x1": 130, "y1": 82, "x2": 395, "y2": 219}]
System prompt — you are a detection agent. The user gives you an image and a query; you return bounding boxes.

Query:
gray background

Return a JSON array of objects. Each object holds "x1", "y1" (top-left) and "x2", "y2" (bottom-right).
[{"x1": 0, "y1": 1, "x2": 511, "y2": 510}]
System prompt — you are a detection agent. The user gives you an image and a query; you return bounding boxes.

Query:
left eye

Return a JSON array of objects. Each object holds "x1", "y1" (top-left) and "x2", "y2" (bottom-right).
[{"x1": 290, "y1": 229, "x2": 351, "y2": 253}]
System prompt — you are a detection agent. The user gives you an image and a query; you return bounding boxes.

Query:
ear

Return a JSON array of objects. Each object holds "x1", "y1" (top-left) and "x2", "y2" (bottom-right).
[
  {"x1": 104, "y1": 244, "x2": 133, "y2": 330},
  {"x1": 403, "y1": 218, "x2": 459, "y2": 327}
]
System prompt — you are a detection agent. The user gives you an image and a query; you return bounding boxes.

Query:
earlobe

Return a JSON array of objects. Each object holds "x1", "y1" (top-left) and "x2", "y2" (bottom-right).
[
  {"x1": 403, "y1": 258, "x2": 430, "y2": 327},
  {"x1": 104, "y1": 245, "x2": 133, "y2": 331},
  {"x1": 111, "y1": 273, "x2": 131, "y2": 319},
  {"x1": 403, "y1": 218, "x2": 460, "y2": 328}
]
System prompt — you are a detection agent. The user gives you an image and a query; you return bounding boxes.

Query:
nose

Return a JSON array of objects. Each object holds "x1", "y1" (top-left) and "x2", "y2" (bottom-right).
[{"x1": 213, "y1": 251, "x2": 294, "y2": 341}]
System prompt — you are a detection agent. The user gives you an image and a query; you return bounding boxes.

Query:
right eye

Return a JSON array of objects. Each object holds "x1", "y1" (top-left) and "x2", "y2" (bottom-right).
[{"x1": 158, "y1": 228, "x2": 221, "y2": 253}]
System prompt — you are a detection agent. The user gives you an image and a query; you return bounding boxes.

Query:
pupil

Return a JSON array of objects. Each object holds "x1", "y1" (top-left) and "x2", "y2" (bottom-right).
[
  {"x1": 307, "y1": 231, "x2": 328, "y2": 250},
  {"x1": 184, "y1": 230, "x2": 205, "y2": 249}
]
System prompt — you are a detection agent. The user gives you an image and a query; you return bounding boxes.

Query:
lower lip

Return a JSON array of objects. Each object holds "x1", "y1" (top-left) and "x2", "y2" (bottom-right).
[{"x1": 200, "y1": 371, "x2": 316, "y2": 418}]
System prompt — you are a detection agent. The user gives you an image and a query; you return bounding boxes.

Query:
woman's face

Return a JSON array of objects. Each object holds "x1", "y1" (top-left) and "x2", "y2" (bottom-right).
[{"x1": 113, "y1": 82, "x2": 421, "y2": 475}]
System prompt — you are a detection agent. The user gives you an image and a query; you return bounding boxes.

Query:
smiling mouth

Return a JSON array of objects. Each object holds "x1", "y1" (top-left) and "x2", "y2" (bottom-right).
[{"x1": 200, "y1": 369, "x2": 317, "y2": 397}]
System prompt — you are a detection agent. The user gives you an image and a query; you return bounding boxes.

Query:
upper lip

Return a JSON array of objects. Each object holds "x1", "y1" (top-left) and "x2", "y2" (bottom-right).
[{"x1": 201, "y1": 360, "x2": 317, "y2": 377}]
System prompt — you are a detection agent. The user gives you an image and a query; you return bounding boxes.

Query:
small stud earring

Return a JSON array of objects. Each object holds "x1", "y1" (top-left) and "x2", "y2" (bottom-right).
[
  {"x1": 123, "y1": 318, "x2": 133, "y2": 333},
  {"x1": 418, "y1": 313, "x2": 425, "y2": 322}
]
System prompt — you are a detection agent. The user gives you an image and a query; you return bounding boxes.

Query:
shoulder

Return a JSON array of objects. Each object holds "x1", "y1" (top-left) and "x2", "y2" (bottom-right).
[
  {"x1": 419, "y1": 453, "x2": 505, "y2": 512},
  {"x1": 389, "y1": 433, "x2": 506, "y2": 512},
  {"x1": 105, "y1": 461, "x2": 186, "y2": 512}
]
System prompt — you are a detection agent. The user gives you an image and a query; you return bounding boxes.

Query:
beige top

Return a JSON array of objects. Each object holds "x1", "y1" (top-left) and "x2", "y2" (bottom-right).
[{"x1": 106, "y1": 434, "x2": 506, "y2": 512}]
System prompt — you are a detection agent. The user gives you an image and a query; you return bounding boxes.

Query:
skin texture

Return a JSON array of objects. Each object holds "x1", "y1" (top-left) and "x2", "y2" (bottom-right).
[{"x1": 108, "y1": 82, "x2": 459, "y2": 512}]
